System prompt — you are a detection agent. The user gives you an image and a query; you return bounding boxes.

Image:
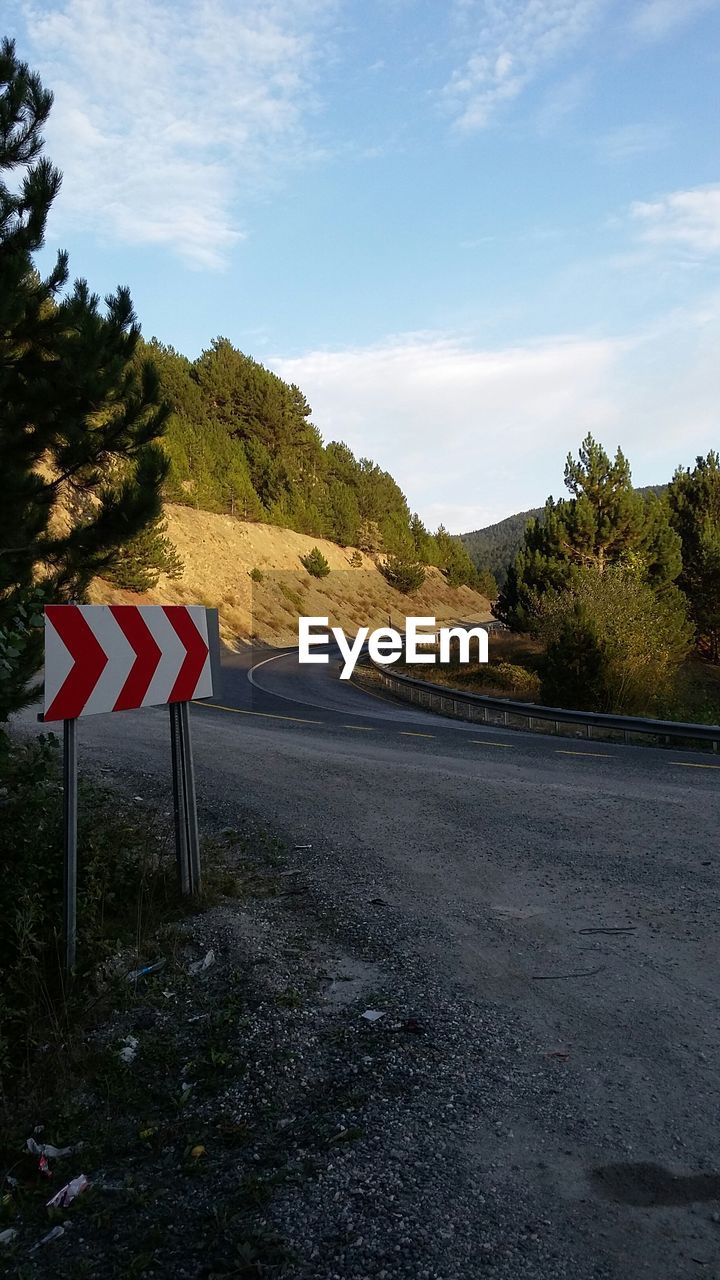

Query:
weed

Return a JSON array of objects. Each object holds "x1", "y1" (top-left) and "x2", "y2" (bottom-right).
[{"x1": 274, "y1": 988, "x2": 303, "y2": 1009}]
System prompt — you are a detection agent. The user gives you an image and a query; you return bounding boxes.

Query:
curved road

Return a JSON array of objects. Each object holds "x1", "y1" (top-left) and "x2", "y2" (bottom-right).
[{"x1": 47, "y1": 643, "x2": 720, "y2": 1278}]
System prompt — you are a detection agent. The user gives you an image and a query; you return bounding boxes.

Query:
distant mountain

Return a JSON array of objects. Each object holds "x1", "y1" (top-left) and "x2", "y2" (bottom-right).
[
  {"x1": 460, "y1": 509, "x2": 542, "y2": 588},
  {"x1": 460, "y1": 485, "x2": 666, "y2": 588}
]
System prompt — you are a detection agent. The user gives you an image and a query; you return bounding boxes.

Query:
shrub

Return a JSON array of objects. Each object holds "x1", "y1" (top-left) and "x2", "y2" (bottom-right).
[
  {"x1": 491, "y1": 661, "x2": 542, "y2": 699},
  {"x1": 300, "y1": 548, "x2": 330, "y2": 579},
  {"x1": 538, "y1": 567, "x2": 693, "y2": 714},
  {"x1": 249, "y1": 567, "x2": 264, "y2": 583},
  {"x1": 349, "y1": 549, "x2": 363, "y2": 568},
  {"x1": 279, "y1": 583, "x2": 304, "y2": 613},
  {"x1": 380, "y1": 555, "x2": 426, "y2": 594}
]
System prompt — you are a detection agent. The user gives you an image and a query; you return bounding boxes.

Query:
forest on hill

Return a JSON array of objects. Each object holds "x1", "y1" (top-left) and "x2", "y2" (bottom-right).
[
  {"x1": 461, "y1": 485, "x2": 665, "y2": 587},
  {"x1": 139, "y1": 337, "x2": 489, "y2": 594},
  {"x1": 460, "y1": 509, "x2": 542, "y2": 588}
]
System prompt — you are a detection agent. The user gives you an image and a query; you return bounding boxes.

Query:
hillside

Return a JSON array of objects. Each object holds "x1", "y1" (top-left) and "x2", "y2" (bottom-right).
[
  {"x1": 460, "y1": 484, "x2": 667, "y2": 587},
  {"x1": 92, "y1": 504, "x2": 493, "y2": 646},
  {"x1": 459, "y1": 509, "x2": 542, "y2": 588}
]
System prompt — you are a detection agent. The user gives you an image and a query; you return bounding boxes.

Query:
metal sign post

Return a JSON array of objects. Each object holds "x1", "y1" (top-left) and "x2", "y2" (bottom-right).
[
  {"x1": 43, "y1": 604, "x2": 221, "y2": 975},
  {"x1": 169, "y1": 701, "x2": 191, "y2": 896},
  {"x1": 179, "y1": 700, "x2": 202, "y2": 893},
  {"x1": 168, "y1": 700, "x2": 203, "y2": 895},
  {"x1": 63, "y1": 717, "x2": 78, "y2": 974}
]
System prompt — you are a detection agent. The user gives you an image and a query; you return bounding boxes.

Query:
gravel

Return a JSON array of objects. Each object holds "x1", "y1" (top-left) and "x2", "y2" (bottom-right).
[{"x1": 7, "y1": 700, "x2": 720, "y2": 1279}]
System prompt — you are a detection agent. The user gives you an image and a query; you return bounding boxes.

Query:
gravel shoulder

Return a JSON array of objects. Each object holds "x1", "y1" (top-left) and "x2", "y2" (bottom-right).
[{"x1": 5, "y1": 700, "x2": 720, "y2": 1279}]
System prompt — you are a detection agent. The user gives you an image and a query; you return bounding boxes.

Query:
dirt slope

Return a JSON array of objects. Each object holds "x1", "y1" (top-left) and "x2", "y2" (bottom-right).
[{"x1": 91, "y1": 503, "x2": 492, "y2": 647}]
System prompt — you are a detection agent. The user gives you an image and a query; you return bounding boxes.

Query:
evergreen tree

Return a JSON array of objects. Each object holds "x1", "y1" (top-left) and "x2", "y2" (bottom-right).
[
  {"x1": 542, "y1": 596, "x2": 605, "y2": 712},
  {"x1": 668, "y1": 451, "x2": 720, "y2": 660},
  {"x1": 328, "y1": 480, "x2": 361, "y2": 546},
  {"x1": 409, "y1": 513, "x2": 437, "y2": 564},
  {"x1": 497, "y1": 434, "x2": 681, "y2": 629},
  {"x1": 0, "y1": 39, "x2": 169, "y2": 718},
  {"x1": 104, "y1": 514, "x2": 183, "y2": 592},
  {"x1": 300, "y1": 547, "x2": 330, "y2": 578},
  {"x1": 476, "y1": 568, "x2": 498, "y2": 600},
  {"x1": 380, "y1": 554, "x2": 426, "y2": 593},
  {"x1": 434, "y1": 525, "x2": 478, "y2": 588}
]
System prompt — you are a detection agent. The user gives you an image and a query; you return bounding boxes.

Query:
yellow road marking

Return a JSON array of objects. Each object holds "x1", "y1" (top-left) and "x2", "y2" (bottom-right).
[
  {"x1": 343, "y1": 724, "x2": 375, "y2": 731},
  {"x1": 399, "y1": 731, "x2": 435, "y2": 738},
  {"x1": 556, "y1": 750, "x2": 612, "y2": 758},
  {"x1": 471, "y1": 740, "x2": 512, "y2": 748},
  {"x1": 193, "y1": 701, "x2": 322, "y2": 726},
  {"x1": 672, "y1": 761, "x2": 720, "y2": 770}
]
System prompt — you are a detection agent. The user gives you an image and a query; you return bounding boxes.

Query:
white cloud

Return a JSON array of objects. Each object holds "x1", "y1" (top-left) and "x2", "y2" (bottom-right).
[
  {"x1": 443, "y1": 0, "x2": 604, "y2": 132},
  {"x1": 271, "y1": 332, "x2": 622, "y2": 530},
  {"x1": 631, "y1": 185, "x2": 720, "y2": 255},
  {"x1": 270, "y1": 307, "x2": 720, "y2": 531},
  {"x1": 630, "y1": 0, "x2": 720, "y2": 41},
  {"x1": 20, "y1": 0, "x2": 334, "y2": 267}
]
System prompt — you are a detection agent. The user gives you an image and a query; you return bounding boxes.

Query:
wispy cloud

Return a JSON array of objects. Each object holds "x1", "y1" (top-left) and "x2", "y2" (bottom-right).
[
  {"x1": 597, "y1": 122, "x2": 671, "y2": 162},
  {"x1": 19, "y1": 0, "x2": 334, "y2": 268},
  {"x1": 631, "y1": 185, "x2": 720, "y2": 255},
  {"x1": 443, "y1": 0, "x2": 604, "y2": 132},
  {"x1": 629, "y1": 0, "x2": 720, "y2": 41}
]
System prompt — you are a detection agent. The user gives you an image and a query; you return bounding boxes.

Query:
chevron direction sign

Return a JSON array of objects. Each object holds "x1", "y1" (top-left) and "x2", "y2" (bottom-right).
[{"x1": 44, "y1": 604, "x2": 215, "y2": 721}]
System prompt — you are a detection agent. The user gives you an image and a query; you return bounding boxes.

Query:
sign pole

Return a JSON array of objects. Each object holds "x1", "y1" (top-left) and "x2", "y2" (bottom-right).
[
  {"x1": 169, "y1": 703, "x2": 191, "y2": 895},
  {"x1": 179, "y1": 700, "x2": 202, "y2": 893},
  {"x1": 63, "y1": 717, "x2": 78, "y2": 976}
]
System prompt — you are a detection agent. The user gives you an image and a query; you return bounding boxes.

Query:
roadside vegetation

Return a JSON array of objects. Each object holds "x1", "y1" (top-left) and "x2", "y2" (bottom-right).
[{"x1": 427, "y1": 438, "x2": 720, "y2": 722}]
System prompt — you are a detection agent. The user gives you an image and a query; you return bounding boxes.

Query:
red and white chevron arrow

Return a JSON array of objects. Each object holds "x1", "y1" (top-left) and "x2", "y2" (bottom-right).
[{"x1": 44, "y1": 605, "x2": 214, "y2": 720}]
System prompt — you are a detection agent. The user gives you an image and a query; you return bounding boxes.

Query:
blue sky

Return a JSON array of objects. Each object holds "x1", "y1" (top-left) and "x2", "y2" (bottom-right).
[{"x1": 6, "y1": 0, "x2": 720, "y2": 531}]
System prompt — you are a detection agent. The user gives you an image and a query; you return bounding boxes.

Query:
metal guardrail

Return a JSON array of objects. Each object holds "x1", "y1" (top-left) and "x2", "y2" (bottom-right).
[{"x1": 368, "y1": 661, "x2": 720, "y2": 751}]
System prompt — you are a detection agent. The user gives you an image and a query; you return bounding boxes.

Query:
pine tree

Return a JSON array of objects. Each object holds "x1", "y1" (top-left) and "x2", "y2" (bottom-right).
[
  {"x1": 668, "y1": 452, "x2": 720, "y2": 660},
  {"x1": 104, "y1": 514, "x2": 183, "y2": 593},
  {"x1": 476, "y1": 568, "x2": 498, "y2": 600},
  {"x1": 300, "y1": 547, "x2": 330, "y2": 578},
  {"x1": 380, "y1": 554, "x2": 426, "y2": 593},
  {"x1": 0, "y1": 39, "x2": 169, "y2": 718},
  {"x1": 497, "y1": 434, "x2": 681, "y2": 629},
  {"x1": 434, "y1": 525, "x2": 478, "y2": 588}
]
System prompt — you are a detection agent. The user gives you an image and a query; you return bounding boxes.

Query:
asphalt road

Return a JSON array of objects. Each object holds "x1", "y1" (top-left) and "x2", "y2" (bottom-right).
[{"x1": 33, "y1": 644, "x2": 720, "y2": 1277}]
